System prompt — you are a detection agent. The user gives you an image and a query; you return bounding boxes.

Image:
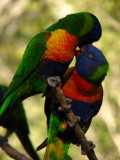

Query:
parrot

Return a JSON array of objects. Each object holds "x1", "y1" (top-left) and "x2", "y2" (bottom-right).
[
  {"x1": 38, "y1": 44, "x2": 109, "y2": 160},
  {"x1": 0, "y1": 12, "x2": 102, "y2": 122},
  {"x1": 0, "y1": 85, "x2": 40, "y2": 160}
]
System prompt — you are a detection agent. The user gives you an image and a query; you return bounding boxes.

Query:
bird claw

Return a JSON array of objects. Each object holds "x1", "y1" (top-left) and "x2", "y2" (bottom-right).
[
  {"x1": 75, "y1": 116, "x2": 81, "y2": 122},
  {"x1": 58, "y1": 104, "x2": 71, "y2": 113},
  {"x1": 67, "y1": 116, "x2": 81, "y2": 128},
  {"x1": 81, "y1": 141, "x2": 96, "y2": 155},
  {"x1": 58, "y1": 97, "x2": 72, "y2": 112},
  {"x1": 58, "y1": 106, "x2": 64, "y2": 111},
  {"x1": 88, "y1": 141, "x2": 96, "y2": 149},
  {"x1": 66, "y1": 97, "x2": 72, "y2": 104},
  {"x1": 81, "y1": 148, "x2": 87, "y2": 155},
  {"x1": 47, "y1": 76, "x2": 61, "y2": 88},
  {"x1": 67, "y1": 121, "x2": 75, "y2": 128}
]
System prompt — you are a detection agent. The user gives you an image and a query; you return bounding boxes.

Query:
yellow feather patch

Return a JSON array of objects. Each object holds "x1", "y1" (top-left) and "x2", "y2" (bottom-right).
[
  {"x1": 44, "y1": 29, "x2": 78, "y2": 62},
  {"x1": 44, "y1": 137, "x2": 69, "y2": 160}
]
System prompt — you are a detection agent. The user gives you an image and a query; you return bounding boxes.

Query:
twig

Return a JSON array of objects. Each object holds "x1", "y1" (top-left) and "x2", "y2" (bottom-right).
[
  {"x1": 0, "y1": 136, "x2": 31, "y2": 160},
  {"x1": 54, "y1": 84, "x2": 99, "y2": 160}
]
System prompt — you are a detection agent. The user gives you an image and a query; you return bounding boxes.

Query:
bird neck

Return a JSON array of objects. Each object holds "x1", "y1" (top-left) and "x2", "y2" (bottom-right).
[{"x1": 62, "y1": 69, "x2": 103, "y2": 102}]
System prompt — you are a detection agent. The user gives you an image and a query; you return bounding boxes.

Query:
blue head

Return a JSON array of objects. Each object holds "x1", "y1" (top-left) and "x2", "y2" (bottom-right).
[{"x1": 76, "y1": 44, "x2": 109, "y2": 86}]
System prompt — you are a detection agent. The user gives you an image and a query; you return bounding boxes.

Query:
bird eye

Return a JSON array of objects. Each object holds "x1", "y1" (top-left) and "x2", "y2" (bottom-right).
[{"x1": 87, "y1": 53, "x2": 93, "y2": 60}]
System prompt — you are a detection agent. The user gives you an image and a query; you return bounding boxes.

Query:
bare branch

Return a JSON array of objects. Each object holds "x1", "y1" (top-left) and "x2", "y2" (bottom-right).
[{"x1": 0, "y1": 136, "x2": 31, "y2": 160}]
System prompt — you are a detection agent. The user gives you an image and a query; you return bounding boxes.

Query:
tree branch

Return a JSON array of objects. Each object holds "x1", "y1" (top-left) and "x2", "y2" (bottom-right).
[
  {"x1": 0, "y1": 136, "x2": 31, "y2": 160},
  {"x1": 54, "y1": 84, "x2": 99, "y2": 160}
]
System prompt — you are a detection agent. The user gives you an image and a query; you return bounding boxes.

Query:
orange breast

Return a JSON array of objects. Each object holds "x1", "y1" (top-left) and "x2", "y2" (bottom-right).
[
  {"x1": 44, "y1": 29, "x2": 78, "y2": 62},
  {"x1": 62, "y1": 69, "x2": 103, "y2": 102}
]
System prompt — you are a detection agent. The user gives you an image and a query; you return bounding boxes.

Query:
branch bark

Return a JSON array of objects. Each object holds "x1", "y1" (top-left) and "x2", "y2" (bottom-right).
[
  {"x1": 54, "y1": 84, "x2": 98, "y2": 160},
  {"x1": 0, "y1": 136, "x2": 31, "y2": 160}
]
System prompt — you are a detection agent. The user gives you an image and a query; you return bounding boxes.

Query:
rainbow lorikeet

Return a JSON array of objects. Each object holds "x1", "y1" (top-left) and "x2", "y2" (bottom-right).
[
  {"x1": 0, "y1": 12, "x2": 102, "y2": 122},
  {"x1": 41, "y1": 44, "x2": 109, "y2": 159},
  {"x1": 0, "y1": 85, "x2": 40, "y2": 160}
]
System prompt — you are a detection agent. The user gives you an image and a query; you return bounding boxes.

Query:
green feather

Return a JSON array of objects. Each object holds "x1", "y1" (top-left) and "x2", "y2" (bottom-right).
[
  {"x1": 0, "y1": 33, "x2": 46, "y2": 117},
  {"x1": 46, "y1": 12, "x2": 94, "y2": 38},
  {"x1": 45, "y1": 112, "x2": 70, "y2": 160},
  {"x1": 0, "y1": 12, "x2": 101, "y2": 120},
  {"x1": 0, "y1": 84, "x2": 40, "y2": 160},
  {"x1": 89, "y1": 64, "x2": 109, "y2": 84},
  {"x1": 3, "y1": 32, "x2": 46, "y2": 99},
  {"x1": 48, "y1": 113, "x2": 65, "y2": 143}
]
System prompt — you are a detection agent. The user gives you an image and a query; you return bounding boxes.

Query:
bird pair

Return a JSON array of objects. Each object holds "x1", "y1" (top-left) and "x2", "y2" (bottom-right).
[
  {"x1": 38, "y1": 44, "x2": 108, "y2": 159},
  {"x1": 0, "y1": 12, "x2": 109, "y2": 160}
]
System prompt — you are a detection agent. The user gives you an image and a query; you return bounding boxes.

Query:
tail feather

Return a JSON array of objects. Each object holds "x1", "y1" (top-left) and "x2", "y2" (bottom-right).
[
  {"x1": 36, "y1": 138, "x2": 48, "y2": 151},
  {"x1": 44, "y1": 137, "x2": 70, "y2": 160},
  {"x1": 15, "y1": 130, "x2": 40, "y2": 160},
  {"x1": 0, "y1": 80, "x2": 37, "y2": 122}
]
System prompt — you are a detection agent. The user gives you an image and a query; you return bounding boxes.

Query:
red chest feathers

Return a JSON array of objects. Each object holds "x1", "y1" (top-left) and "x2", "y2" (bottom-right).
[{"x1": 62, "y1": 69, "x2": 103, "y2": 102}]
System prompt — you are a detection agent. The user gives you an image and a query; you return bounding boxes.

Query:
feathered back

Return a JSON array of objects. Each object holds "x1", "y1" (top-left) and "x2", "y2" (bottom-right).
[{"x1": 46, "y1": 12, "x2": 102, "y2": 45}]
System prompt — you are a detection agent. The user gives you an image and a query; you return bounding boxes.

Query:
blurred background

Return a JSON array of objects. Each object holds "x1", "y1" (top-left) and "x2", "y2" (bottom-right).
[{"x1": 0, "y1": 0, "x2": 120, "y2": 160}]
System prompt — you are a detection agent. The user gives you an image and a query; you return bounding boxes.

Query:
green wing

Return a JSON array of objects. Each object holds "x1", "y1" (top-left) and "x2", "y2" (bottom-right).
[
  {"x1": 0, "y1": 85, "x2": 40, "y2": 160},
  {"x1": 0, "y1": 84, "x2": 29, "y2": 133},
  {"x1": 3, "y1": 32, "x2": 46, "y2": 99}
]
